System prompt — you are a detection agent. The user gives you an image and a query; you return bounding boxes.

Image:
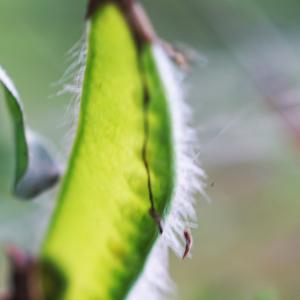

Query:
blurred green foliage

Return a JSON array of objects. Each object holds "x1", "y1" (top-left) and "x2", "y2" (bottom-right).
[
  {"x1": 253, "y1": 289, "x2": 278, "y2": 300},
  {"x1": 1, "y1": 0, "x2": 300, "y2": 299}
]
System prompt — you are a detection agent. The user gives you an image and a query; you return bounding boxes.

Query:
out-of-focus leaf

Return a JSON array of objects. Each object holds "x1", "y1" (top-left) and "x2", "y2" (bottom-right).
[
  {"x1": 254, "y1": 290, "x2": 279, "y2": 300},
  {"x1": 41, "y1": 3, "x2": 174, "y2": 300},
  {"x1": 0, "y1": 66, "x2": 61, "y2": 199}
]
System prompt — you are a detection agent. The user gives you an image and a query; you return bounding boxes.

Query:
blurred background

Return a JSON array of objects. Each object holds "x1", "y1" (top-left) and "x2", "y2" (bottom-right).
[{"x1": 1, "y1": 0, "x2": 300, "y2": 299}]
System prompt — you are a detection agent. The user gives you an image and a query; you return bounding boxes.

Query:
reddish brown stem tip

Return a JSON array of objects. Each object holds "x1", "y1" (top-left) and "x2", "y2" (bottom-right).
[
  {"x1": 182, "y1": 229, "x2": 193, "y2": 259},
  {"x1": 4, "y1": 245, "x2": 42, "y2": 300}
]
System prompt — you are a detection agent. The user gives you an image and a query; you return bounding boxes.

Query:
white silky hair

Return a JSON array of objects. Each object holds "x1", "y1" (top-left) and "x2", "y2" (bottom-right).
[
  {"x1": 62, "y1": 33, "x2": 205, "y2": 299},
  {"x1": 58, "y1": 33, "x2": 87, "y2": 155}
]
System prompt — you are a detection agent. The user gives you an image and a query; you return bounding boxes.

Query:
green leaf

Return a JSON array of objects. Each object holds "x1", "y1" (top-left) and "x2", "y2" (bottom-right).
[
  {"x1": 41, "y1": 3, "x2": 174, "y2": 299},
  {"x1": 0, "y1": 66, "x2": 61, "y2": 199}
]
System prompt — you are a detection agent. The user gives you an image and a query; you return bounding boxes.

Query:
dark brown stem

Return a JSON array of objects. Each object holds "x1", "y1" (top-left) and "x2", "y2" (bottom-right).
[{"x1": 3, "y1": 246, "x2": 42, "y2": 300}]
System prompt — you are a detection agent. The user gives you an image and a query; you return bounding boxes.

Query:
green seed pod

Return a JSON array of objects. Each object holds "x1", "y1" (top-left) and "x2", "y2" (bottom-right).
[{"x1": 41, "y1": 2, "x2": 204, "y2": 299}]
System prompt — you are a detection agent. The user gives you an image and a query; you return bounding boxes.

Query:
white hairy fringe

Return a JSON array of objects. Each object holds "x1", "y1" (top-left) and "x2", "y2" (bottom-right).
[
  {"x1": 58, "y1": 33, "x2": 87, "y2": 155},
  {"x1": 62, "y1": 35, "x2": 205, "y2": 299},
  {"x1": 127, "y1": 46, "x2": 206, "y2": 300}
]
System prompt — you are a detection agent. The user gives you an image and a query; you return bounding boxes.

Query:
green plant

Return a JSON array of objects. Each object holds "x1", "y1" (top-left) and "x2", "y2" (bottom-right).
[
  {"x1": 0, "y1": 68, "x2": 60, "y2": 199},
  {"x1": 0, "y1": 1, "x2": 203, "y2": 299}
]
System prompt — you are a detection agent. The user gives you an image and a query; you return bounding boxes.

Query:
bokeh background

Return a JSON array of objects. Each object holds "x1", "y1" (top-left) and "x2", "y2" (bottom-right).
[{"x1": 1, "y1": 0, "x2": 300, "y2": 299}]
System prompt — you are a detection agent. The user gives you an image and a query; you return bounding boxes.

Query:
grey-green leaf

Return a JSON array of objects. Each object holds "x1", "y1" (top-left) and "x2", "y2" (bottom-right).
[{"x1": 0, "y1": 65, "x2": 61, "y2": 199}]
